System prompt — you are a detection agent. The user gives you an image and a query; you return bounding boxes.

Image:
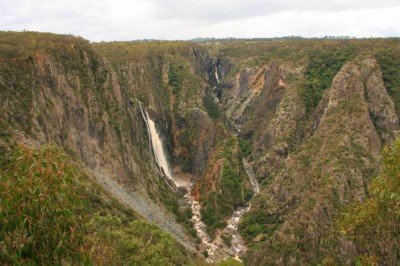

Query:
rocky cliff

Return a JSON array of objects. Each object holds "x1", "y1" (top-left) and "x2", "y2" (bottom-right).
[
  {"x1": 1, "y1": 32, "x2": 400, "y2": 264},
  {"x1": 221, "y1": 55, "x2": 399, "y2": 264}
]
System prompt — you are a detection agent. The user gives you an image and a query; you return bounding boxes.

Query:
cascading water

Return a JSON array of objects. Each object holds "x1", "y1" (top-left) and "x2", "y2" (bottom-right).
[
  {"x1": 139, "y1": 101, "x2": 177, "y2": 192},
  {"x1": 223, "y1": 158, "x2": 260, "y2": 261},
  {"x1": 215, "y1": 65, "x2": 220, "y2": 84},
  {"x1": 138, "y1": 100, "x2": 260, "y2": 263},
  {"x1": 185, "y1": 193, "x2": 218, "y2": 262},
  {"x1": 211, "y1": 65, "x2": 221, "y2": 104},
  {"x1": 138, "y1": 101, "x2": 217, "y2": 259},
  {"x1": 139, "y1": 101, "x2": 190, "y2": 188},
  {"x1": 146, "y1": 112, "x2": 173, "y2": 180}
]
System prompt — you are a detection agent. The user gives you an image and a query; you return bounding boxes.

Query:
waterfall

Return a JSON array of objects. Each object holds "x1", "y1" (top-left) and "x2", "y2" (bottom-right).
[
  {"x1": 139, "y1": 101, "x2": 191, "y2": 188},
  {"x1": 146, "y1": 112, "x2": 174, "y2": 181},
  {"x1": 138, "y1": 101, "x2": 173, "y2": 181},
  {"x1": 137, "y1": 100, "x2": 260, "y2": 263},
  {"x1": 212, "y1": 65, "x2": 220, "y2": 104},
  {"x1": 215, "y1": 65, "x2": 220, "y2": 84},
  {"x1": 142, "y1": 111, "x2": 173, "y2": 182}
]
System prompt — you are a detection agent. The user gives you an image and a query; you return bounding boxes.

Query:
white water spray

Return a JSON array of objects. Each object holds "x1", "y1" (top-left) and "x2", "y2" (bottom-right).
[
  {"x1": 138, "y1": 100, "x2": 260, "y2": 262},
  {"x1": 146, "y1": 112, "x2": 174, "y2": 181},
  {"x1": 139, "y1": 101, "x2": 190, "y2": 188},
  {"x1": 215, "y1": 65, "x2": 220, "y2": 84}
]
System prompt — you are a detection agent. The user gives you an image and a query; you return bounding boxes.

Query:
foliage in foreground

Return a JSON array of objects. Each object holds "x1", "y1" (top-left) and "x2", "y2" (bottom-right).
[
  {"x1": 0, "y1": 145, "x2": 86, "y2": 264},
  {"x1": 0, "y1": 145, "x2": 191, "y2": 265},
  {"x1": 86, "y1": 214, "x2": 188, "y2": 265},
  {"x1": 336, "y1": 138, "x2": 400, "y2": 265}
]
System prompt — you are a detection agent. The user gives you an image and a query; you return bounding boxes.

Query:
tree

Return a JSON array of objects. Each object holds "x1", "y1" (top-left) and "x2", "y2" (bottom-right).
[
  {"x1": 336, "y1": 138, "x2": 400, "y2": 265},
  {"x1": 0, "y1": 145, "x2": 86, "y2": 264}
]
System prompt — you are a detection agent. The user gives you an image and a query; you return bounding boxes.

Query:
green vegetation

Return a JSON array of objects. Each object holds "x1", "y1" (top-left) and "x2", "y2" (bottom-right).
[
  {"x1": 169, "y1": 57, "x2": 189, "y2": 95},
  {"x1": 0, "y1": 31, "x2": 119, "y2": 141},
  {"x1": 198, "y1": 137, "x2": 253, "y2": 235},
  {"x1": 336, "y1": 137, "x2": 400, "y2": 265},
  {"x1": 0, "y1": 145, "x2": 86, "y2": 264},
  {"x1": 301, "y1": 46, "x2": 356, "y2": 114},
  {"x1": 215, "y1": 258, "x2": 244, "y2": 266},
  {"x1": 203, "y1": 91, "x2": 220, "y2": 119},
  {"x1": 0, "y1": 57, "x2": 34, "y2": 135},
  {"x1": 0, "y1": 145, "x2": 191, "y2": 265},
  {"x1": 239, "y1": 211, "x2": 282, "y2": 242},
  {"x1": 0, "y1": 31, "x2": 89, "y2": 60},
  {"x1": 151, "y1": 177, "x2": 197, "y2": 239},
  {"x1": 205, "y1": 38, "x2": 400, "y2": 116},
  {"x1": 167, "y1": 56, "x2": 204, "y2": 116},
  {"x1": 2, "y1": 31, "x2": 400, "y2": 265},
  {"x1": 201, "y1": 191, "x2": 229, "y2": 231},
  {"x1": 92, "y1": 40, "x2": 197, "y2": 64},
  {"x1": 86, "y1": 214, "x2": 188, "y2": 265},
  {"x1": 238, "y1": 137, "x2": 252, "y2": 158},
  {"x1": 376, "y1": 48, "x2": 400, "y2": 116}
]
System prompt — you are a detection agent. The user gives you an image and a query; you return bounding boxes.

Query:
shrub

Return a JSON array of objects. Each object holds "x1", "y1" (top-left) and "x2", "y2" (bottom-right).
[
  {"x1": 239, "y1": 211, "x2": 282, "y2": 241},
  {"x1": 0, "y1": 145, "x2": 86, "y2": 264},
  {"x1": 199, "y1": 138, "x2": 253, "y2": 235},
  {"x1": 376, "y1": 49, "x2": 400, "y2": 116},
  {"x1": 238, "y1": 137, "x2": 252, "y2": 157},
  {"x1": 301, "y1": 46, "x2": 356, "y2": 114},
  {"x1": 86, "y1": 214, "x2": 188, "y2": 265},
  {"x1": 335, "y1": 137, "x2": 400, "y2": 265},
  {"x1": 203, "y1": 91, "x2": 220, "y2": 119}
]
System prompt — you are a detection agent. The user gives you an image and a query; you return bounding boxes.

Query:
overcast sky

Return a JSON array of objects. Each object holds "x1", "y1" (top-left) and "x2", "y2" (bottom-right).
[{"x1": 1, "y1": 0, "x2": 399, "y2": 41}]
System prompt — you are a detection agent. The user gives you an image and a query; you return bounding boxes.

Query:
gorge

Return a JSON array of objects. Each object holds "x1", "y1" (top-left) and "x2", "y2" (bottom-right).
[
  {"x1": 141, "y1": 97, "x2": 259, "y2": 262},
  {"x1": 1, "y1": 31, "x2": 400, "y2": 265}
]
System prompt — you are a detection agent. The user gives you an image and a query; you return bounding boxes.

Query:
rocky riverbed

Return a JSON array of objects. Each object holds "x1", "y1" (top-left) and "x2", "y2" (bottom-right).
[{"x1": 184, "y1": 158, "x2": 260, "y2": 263}]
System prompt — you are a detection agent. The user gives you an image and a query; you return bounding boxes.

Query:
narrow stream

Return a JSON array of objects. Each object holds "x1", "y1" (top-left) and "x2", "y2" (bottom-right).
[
  {"x1": 184, "y1": 158, "x2": 259, "y2": 263},
  {"x1": 223, "y1": 158, "x2": 259, "y2": 261},
  {"x1": 185, "y1": 193, "x2": 218, "y2": 262},
  {"x1": 139, "y1": 101, "x2": 259, "y2": 262}
]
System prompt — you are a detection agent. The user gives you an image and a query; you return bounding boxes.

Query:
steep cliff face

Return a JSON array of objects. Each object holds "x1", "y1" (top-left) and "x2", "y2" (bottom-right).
[
  {"x1": 92, "y1": 42, "x2": 225, "y2": 180},
  {"x1": 2, "y1": 32, "x2": 400, "y2": 264},
  {"x1": 236, "y1": 62, "x2": 305, "y2": 183},
  {"x1": 1, "y1": 34, "x2": 156, "y2": 193},
  {"x1": 0, "y1": 33, "x2": 229, "y2": 253},
  {"x1": 0, "y1": 33, "x2": 222, "y2": 193},
  {"x1": 241, "y1": 57, "x2": 398, "y2": 265},
  {"x1": 0, "y1": 34, "x2": 205, "y2": 251}
]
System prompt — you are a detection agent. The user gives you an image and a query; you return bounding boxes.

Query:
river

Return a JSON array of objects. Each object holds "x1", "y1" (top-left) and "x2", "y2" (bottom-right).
[{"x1": 140, "y1": 101, "x2": 259, "y2": 262}]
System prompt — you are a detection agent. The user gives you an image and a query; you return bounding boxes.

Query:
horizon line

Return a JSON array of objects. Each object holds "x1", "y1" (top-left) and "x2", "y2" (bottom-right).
[{"x1": 1, "y1": 30, "x2": 400, "y2": 43}]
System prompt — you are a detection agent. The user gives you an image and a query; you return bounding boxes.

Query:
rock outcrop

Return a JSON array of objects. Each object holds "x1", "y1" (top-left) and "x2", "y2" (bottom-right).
[
  {"x1": 244, "y1": 57, "x2": 398, "y2": 265},
  {"x1": 1, "y1": 32, "x2": 400, "y2": 265}
]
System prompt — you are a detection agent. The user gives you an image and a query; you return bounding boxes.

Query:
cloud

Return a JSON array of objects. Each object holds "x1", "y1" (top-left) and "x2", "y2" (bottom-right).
[
  {"x1": 0, "y1": 0, "x2": 399, "y2": 41},
  {"x1": 189, "y1": 6, "x2": 400, "y2": 39},
  {"x1": 151, "y1": 0, "x2": 400, "y2": 22}
]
